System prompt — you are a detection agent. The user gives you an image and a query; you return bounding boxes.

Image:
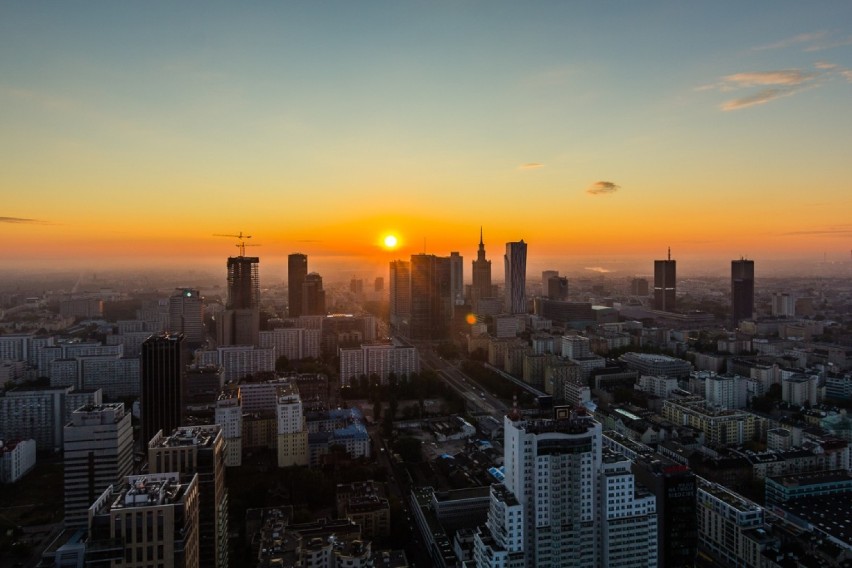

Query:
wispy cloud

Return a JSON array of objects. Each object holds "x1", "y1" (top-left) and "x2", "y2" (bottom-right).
[
  {"x1": 518, "y1": 163, "x2": 544, "y2": 170},
  {"x1": 703, "y1": 68, "x2": 822, "y2": 111},
  {"x1": 754, "y1": 31, "x2": 828, "y2": 51},
  {"x1": 586, "y1": 181, "x2": 620, "y2": 195},
  {"x1": 815, "y1": 61, "x2": 838, "y2": 70},
  {"x1": 0, "y1": 216, "x2": 47, "y2": 224},
  {"x1": 584, "y1": 266, "x2": 611, "y2": 273}
]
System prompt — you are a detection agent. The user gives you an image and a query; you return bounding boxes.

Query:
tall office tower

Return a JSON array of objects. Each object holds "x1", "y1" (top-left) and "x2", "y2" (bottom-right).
[
  {"x1": 731, "y1": 258, "x2": 755, "y2": 328},
  {"x1": 389, "y1": 260, "x2": 411, "y2": 335},
  {"x1": 87, "y1": 472, "x2": 199, "y2": 568},
  {"x1": 301, "y1": 272, "x2": 326, "y2": 316},
  {"x1": 653, "y1": 248, "x2": 676, "y2": 312},
  {"x1": 168, "y1": 289, "x2": 205, "y2": 344},
  {"x1": 409, "y1": 254, "x2": 452, "y2": 340},
  {"x1": 471, "y1": 228, "x2": 492, "y2": 306},
  {"x1": 547, "y1": 276, "x2": 568, "y2": 300},
  {"x1": 449, "y1": 252, "x2": 464, "y2": 305},
  {"x1": 374, "y1": 277, "x2": 384, "y2": 292},
  {"x1": 227, "y1": 256, "x2": 260, "y2": 310},
  {"x1": 63, "y1": 403, "x2": 133, "y2": 528},
  {"x1": 504, "y1": 241, "x2": 527, "y2": 314},
  {"x1": 541, "y1": 270, "x2": 558, "y2": 294},
  {"x1": 631, "y1": 278, "x2": 650, "y2": 296},
  {"x1": 149, "y1": 426, "x2": 229, "y2": 568},
  {"x1": 141, "y1": 333, "x2": 186, "y2": 449},
  {"x1": 288, "y1": 253, "x2": 308, "y2": 317},
  {"x1": 219, "y1": 255, "x2": 261, "y2": 346}
]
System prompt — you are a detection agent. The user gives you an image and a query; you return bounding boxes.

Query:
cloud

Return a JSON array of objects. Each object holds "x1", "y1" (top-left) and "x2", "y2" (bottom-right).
[
  {"x1": 586, "y1": 181, "x2": 620, "y2": 195},
  {"x1": 707, "y1": 68, "x2": 824, "y2": 111},
  {"x1": 781, "y1": 225, "x2": 852, "y2": 236},
  {"x1": 754, "y1": 31, "x2": 828, "y2": 51},
  {"x1": 842, "y1": 70, "x2": 852, "y2": 82},
  {"x1": 815, "y1": 61, "x2": 838, "y2": 70},
  {"x1": 723, "y1": 70, "x2": 814, "y2": 87},
  {"x1": 584, "y1": 267, "x2": 611, "y2": 273},
  {"x1": 0, "y1": 216, "x2": 45, "y2": 224},
  {"x1": 518, "y1": 163, "x2": 544, "y2": 170}
]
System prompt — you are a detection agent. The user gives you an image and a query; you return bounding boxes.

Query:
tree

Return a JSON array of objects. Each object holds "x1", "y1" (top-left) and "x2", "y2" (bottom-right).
[{"x1": 275, "y1": 355, "x2": 291, "y2": 373}]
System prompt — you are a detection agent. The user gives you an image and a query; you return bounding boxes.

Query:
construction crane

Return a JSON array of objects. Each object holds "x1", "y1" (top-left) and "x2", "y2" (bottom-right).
[{"x1": 213, "y1": 231, "x2": 253, "y2": 256}]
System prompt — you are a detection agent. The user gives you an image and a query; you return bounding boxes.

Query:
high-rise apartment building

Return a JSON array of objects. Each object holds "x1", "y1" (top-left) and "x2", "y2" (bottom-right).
[
  {"x1": 275, "y1": 384, "x2": 308, "y2": 467},
  {"x1": 141, "y1": 333, "x2": 186, "y2": 448},
  {"x1": 168, "y1": 289, "x2": 205, "y2": 344},
  {"x1": 653, "y1": 249, "x2": 676, "y2": 312},
  {"x1": 471, "y1": 229, "x2": 493, "y2": 308},
  {"x1": 409, "y1": 254, "x2": 452, "y2": 340},
  {"x1": 63, "y1": 403, "x2": 133, "y2": 528},
  {"x1": 389, "y1": 260, "x2": 411, "y2": 335},
  {"x1": 87, "y1": 472, "x2": 199, "y2": 568},
  {"x1": 504, "y1": 241, "x2": 527, "y2": 315},
  {"x1": 149, "y1": 426, "x2": 229, "y2": 568},
  {"x1": 449, "y1": 252, "x2": 464, "y2": 305},
  {"x1": 301, "y1": 272, "x2": 326, "y2": 316},
  {"x1": 731, "y1": 258, "x2": 754, "y2": 328},
  {"x1": 288, "y1": 253, "x2": 308, "y2": 318},
  {"x1": 474, "y1": 409, "x2": 657, "y2": 568}
]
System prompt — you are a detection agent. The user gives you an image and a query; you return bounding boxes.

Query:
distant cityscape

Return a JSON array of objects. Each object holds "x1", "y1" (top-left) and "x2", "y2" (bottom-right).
[{"x1": 0, "y1": 230, "x2": 851, "y2": 568}]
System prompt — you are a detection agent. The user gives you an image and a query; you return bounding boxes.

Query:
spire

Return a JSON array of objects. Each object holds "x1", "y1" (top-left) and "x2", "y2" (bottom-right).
[
  {"x1": 479, "y1": 226, "x2": 483, "y2": 246},
  {"x1": 667, "y1": 246, "x2": 671, "y2": 261}
]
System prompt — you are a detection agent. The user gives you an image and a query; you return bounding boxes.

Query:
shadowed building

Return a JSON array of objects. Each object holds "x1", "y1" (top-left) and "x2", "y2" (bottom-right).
[
  {"x1": 504, "y1": 240, "x2": 527, "y2": 314},
  {"x1": 141, "y1": 333, "x2": 186, "y2": 448},
  {"x1": 731, "y1": 258, "x2": 754, "y2": 328},
  {"x1": 288, "y1": 253, "x2": 308, "y2": 318},
  {"x1": 654, "y1": 249, "x2": 676, "y2": 312},
  {"x1": 389, "y1": 260, "x2": 411, "y2": 336},
  {"x1": 302, "y1": 272, "x2": 326, "y2": 316},
  {"x1": 219, "y1": 255, "x2": 260, "y2": 346}
]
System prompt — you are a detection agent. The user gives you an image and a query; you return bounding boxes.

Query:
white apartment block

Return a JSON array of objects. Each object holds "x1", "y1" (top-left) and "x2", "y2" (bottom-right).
[
  {"x1": 0, "y1": 439, "x2": 36, "y2": 483},
  {"x1": 338, "y1": 340, "x2": 420, "y2": 385},
  {"x1": 637, "y1": 375, "x2": 679, "y2": 398},
  {"x1": 214, "y1": 393, "x2": 242, "y2": 467},
  {"x1": 259, "y1": 327, "x2": 321, "y2": 361}
]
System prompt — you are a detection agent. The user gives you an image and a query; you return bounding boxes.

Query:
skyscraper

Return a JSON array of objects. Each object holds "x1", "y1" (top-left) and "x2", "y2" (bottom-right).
[
  {"x1": 546, "y1": 276, "x2": 568, "y2": 300},
  {"x1": 219, "y1": 255, "x2": 261, "y2": 346},
  {"x1": 653, "y1": 249, "x2": 676, "y2": 312},
  {"x1": 168, "y1": 288, "x2": 204, "y2": 344},
  {"x1": 449, "y1": 251, "x2": 464, "y2": 305},
  {"x1": 63, "y1": 403, "x2": 133, "y2": 528},
  {"x1": 302, "y1": 272, "x2": 326, "y2": 316},
  {"x1": 149, "y1": 426, "x2": 229, "y2": 568},
  {"x1": 504, "y1": 240, "x2": 527, "y2": 314},
  {"x1": 141, "y1": 332, "x2": 186, "y2": 448},
  {"x1": 731, "y1": 258, "x2": 755, "y2": 328},
  {"x1": 471, "y1": 228, "x2": 492, "y2": 306},
  {"x1": 541, "y1": 270, "x2": 558, "y2": 294},
  {"x1": 409, "y1": 254, "x2": 452, "y2": 340},
  {"x1": 389, "y1": 260, "x2": 411, "y2": 335},
  {"x1": 288, "y1": 253, "x2": 308, "y2": 318}
]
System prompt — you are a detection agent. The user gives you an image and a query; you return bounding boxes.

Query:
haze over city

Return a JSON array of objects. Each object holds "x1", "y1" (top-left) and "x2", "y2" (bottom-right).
[{"x1": 3, "y1": 2, "x2": 852, "y2": 278}]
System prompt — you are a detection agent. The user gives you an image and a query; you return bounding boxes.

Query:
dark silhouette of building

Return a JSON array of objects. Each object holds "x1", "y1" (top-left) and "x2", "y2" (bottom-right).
[
  {"x1": 374, "y1": 276, "x2": 384, "y2": 292},
  {"x1": 504, "y1": 240, "x2": 527, "y2": 314},
  {"x1": 654, "y1": 249, "x2": 676, "y2": 312},
  {"x1": 288, "y1": 253, "x2": 308, "y2": 317},
  {"x1": 546, "y1": 276, "x2": 568, "y2": 300},
  {"x1": 302, "y1": 272, "x2": 326, "y2": 316},
  {"x1": 632, "y1": 457, "x2": 697, "y2": 568},
  {"x1": 389, "y1": 260, "x2": 411, "y2": 335},
  {"x1": 169, "y1": 288, "x2": 205, "y2": 344},
  {"x1": 631, "y1": 277, "x2": 649, "y2": 296},
  {"x1": 731, "y1": 258, "x2": 755, "y2": 328},
  {"x1": 409, "y1": 254, "x2": 452, "y2": 340},
  {"x1": 226, "y1": 256, "x2": 260, "y2": 310},
  {"x1": 471, "y1": 228, "x2": 492, "y2": 307},
  {"x1": 141, "y1": 332, "x2": 186, "y2": 448}
]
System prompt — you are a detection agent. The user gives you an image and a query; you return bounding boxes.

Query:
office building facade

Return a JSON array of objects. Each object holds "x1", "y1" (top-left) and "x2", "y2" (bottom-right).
[
  {"x1": 141, "y1": 333, "x2": 186, "y2": 448},
  {"x1": 731, "y1": 258, "x2": 755, "y2": 328},
  {"x1": 288, "y1": 253, "x2": 308, "y2": 318},
  {"x1": 504, "y1": 241, "x2": 527, "y2": 315},
  {"x1": 653, "y1": 250, "x2": 676, "y2": 312}
]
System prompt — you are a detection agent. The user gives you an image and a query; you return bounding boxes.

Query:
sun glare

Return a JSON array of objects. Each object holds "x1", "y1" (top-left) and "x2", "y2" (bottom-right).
[{"x1": 383, "y1": 234, "x2": 398, "y2": 248}]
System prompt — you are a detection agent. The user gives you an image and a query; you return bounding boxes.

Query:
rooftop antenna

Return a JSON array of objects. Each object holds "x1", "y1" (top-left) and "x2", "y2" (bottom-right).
[{"x1": 667, "y1": 246, "x2": 671, "y2": 261}]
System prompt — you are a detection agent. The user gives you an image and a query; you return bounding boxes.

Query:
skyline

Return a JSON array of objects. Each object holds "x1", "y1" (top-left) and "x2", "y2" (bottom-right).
[{"x1": 3, "y1": 2, "x2": 852, "y2": 272}]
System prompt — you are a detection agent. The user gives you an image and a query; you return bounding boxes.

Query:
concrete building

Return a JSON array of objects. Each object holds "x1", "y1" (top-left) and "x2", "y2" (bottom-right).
[
  {"x1": 276, "y1": 384, "x2": 308, "y2": 467},
  {"x1": 337, "y1": 481, "x2": 391, "y2": 539},
  {"x1": 389, "y1": 259, "x2": 411, "y2": 335},
  {"x1": 696, "y1": 479, "x2": 765, "y2": 567},
  {"x1": 471, "y1": 229, "x2": 494, "y2": 311},
  {"x1": 168, "y1": 289, "x2": 205, "y2": 344},
  {"x1": 338, "y1": 339, "x2": 420, "y2": 385},
  {"x1": 214, "y1": 391, "x2": 242, "y2": 466},
  {"x1": 87, "y1": 472, "x2": 199, "y2": 568},
  {"x1": 148, "y1": 426, "x2": 229, "y2": 568},
  {"x1": 63, "y1": 403, "x2": 133, "y2": 528},
  {"x1": 288, "y1": 253, "x2": 308, "y2": 318},
  {"x1": 731, "y1": 259, "x2": 755, "y2": 328},
  {"x1": 662, "y1": 398, "x2": 765, "y2": 447},
  {"x1": 141, "y1": 333, "x2": 187, "y2": 448},
  {"x1": 259, "y1": 326, "x2": 321, "y2": 361},
  {"x1": 0, "y1": 439, "x2": 36, "y2": 483},
  {"x1": 619, "y1": 352, "x2": 692, "y2": 378},
  {"x1": 0, "y1": 385, "x2": 101, "y2": 451}
]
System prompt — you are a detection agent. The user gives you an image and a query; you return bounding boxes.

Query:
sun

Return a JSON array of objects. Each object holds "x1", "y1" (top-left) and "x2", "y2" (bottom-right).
[{"x1": 383, "y1": 234, "x2": 398, "y2": 249}]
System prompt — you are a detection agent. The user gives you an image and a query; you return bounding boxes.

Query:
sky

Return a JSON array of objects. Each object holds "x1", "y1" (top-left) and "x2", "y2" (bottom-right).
[{"x1": 2, "y1": 1, "x2": 852, "y2": 279}]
